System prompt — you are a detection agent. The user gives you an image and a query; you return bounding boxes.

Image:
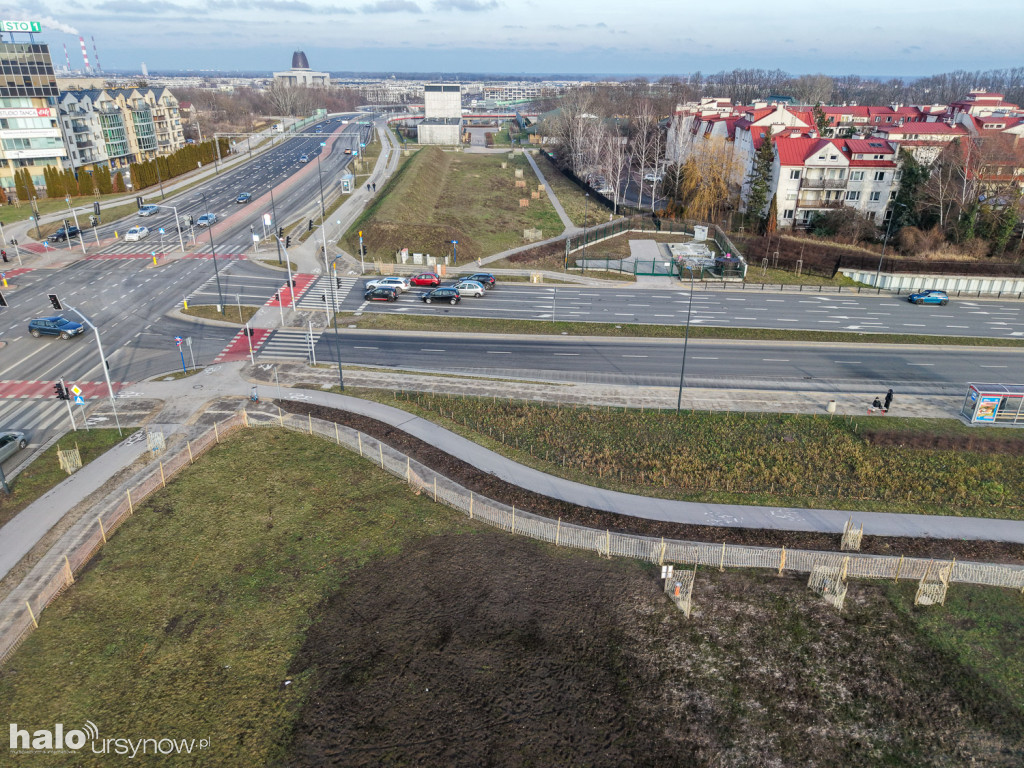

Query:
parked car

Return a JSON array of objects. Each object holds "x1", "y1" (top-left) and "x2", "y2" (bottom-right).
[
  {"x1": 124, "y1": 226, "x2": 149, "y2": 242},
  {"x1": 137, "y1": 204, "x2": 160, "y2": 216},
  {"x1": 907, "y1": 289, "x2": 949, "y2": 306},
  {"x1": 452, "y1": 280, "x2": 485, "y2": 297},
  {"x1": 0, "y1": 430, "x2": 27, "y2": 465},
  {"x1": 299, "y1": 154, "x2": 309, "y2": 163},
  {"x1": 196, "y1": 213, "x2": 218, "y2": 227},
  {"x1": 364, "y1": 286, "x2": 398, "y2": 302},
  {"x1": 48, "y1": 225, "x2": 81, "y2": 242},
  {"x1": 28, "y1": 316, "x2": 84, "y2": 339},
  {"x1": 236, "y1": 192, "x2": 252, "y2": 204},
  {"x1": 421, "y1": 287, "x2": 461, "y2": 305},
  {"x1": 643, "y1": 172, "x2": 663, "y2": 183},
  {"x1": 410, "y1": 272, "x2": 441, "y2": 287},
  {"x1": 466, "y1": 272, "x2": 496, "y2": 288},
  {"x1": 365, "y1": 276, "x2": 410, "y2": 294}
]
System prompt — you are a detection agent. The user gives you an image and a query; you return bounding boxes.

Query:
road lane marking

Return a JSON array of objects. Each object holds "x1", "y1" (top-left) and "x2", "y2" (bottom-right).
[
  {"x1": 762, "y1": 358, "x2": 789, "y2": 362},
  {"x1": 907, "y1": 363, "x2": 934, "y2": 366},
  {"x1": 622, "y1": 354, "x2": 648, "y2": 358},
  {"x1": 553, "y1": 353, "x2": 579, "y2": 356},
  {"x1": 421, "y1": 348, "x2": 445, "y2": 352},
  {"x1": 486, "y1": 351, "x2": 511, "y2": 354}
]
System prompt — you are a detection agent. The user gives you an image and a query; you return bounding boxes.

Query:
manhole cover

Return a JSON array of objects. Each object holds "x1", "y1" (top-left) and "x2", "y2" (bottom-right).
[{"x1": 193, "y1": 384, "x2": 204, "y2": 390}]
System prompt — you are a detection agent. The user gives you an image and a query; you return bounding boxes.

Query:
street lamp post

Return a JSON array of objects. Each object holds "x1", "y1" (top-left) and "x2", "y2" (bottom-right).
[
  {"x1": 65, "y1": 304, "x2": 122, "y2": 436},
  {"x1": 450, "y1": 240, "x2": 458, "y2": 266},
  {"x1": 64, "y1": 196, "x2": 87, "y2": 256},
  {"x1": 675, "y1": 263, "x2": 696, "y2": 413},
  {"x1": 581, "y1": 193, "x2": 589, "y2": 275},
  {"x1": 874, "y1": 202, "x2": 906, "y2": 290},
  {"x1": 154, "y1": 158, "x2": 166, "y2": 200},
  {"x1": 200, "y1": 191, "x2": 226, "y2": 314},
  {"x1": 270, "y1": 188, "x2": 283, "y2": 265},
  {"x1": 327, "y1": 254, "x2": 346, "y2": 392},
  {"x1": 158, "y1": 203, "x2": 187, "y2": 253},
  {"x1": 315, "y1": 151, "x2": 327, "y2": 222}
]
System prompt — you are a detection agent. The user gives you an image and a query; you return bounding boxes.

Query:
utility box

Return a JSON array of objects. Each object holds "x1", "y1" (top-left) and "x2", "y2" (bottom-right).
[{"x1": 340, "y1": 173, "x2": 354, "y2": 194}]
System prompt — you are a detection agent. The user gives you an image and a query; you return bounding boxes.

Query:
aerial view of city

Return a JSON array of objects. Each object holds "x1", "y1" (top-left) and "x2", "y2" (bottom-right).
[{"x1": 0, "y1": 1, "x2": 1021, "y2": 765}]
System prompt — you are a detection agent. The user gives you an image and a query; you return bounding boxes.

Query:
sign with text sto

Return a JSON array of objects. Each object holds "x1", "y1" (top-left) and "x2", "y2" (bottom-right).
[{"x1": 0, "y1": 20, "x2": 43, "y2": 33}]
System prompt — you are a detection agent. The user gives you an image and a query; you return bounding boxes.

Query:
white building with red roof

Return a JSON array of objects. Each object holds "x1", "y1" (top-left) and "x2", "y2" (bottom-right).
[{"x1": 873, "y1": 122, "x2": 970, "y2": 164}]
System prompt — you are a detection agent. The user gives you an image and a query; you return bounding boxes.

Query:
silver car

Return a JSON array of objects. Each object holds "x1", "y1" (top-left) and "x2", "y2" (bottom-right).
[
  {"x1": 365, "y1": 276, "x2": 410, "y2": 294},
  {"x1": 0, "y1": 431, "x2": 27, "y2": 465}
]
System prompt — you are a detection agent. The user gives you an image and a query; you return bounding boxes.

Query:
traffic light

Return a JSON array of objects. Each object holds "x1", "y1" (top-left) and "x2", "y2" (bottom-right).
[
  {"x1": 53, "y1": 382, "x2": 68, "y2": 400},
  {"x1": 285, "y1": 236, "x2": 291, "y2": 248},
  {"x1": 307, "y1": 219, "x2": 313, "y2": 232},
  {"x1": 136, "y1": 196, "x2": 144, "y2": 209},
  {"x1": 278, "y1": 227, "x2": 284, "y2": 239},
  {"x1": 48, "y1": 293, "x2": 63, "y2": 311},
  {"x1": 335, "y1": 277, "x2": 342, "y2": 288},
  {"x1": 187, "y1": 215, "x2": 194, "y2": 227},
  {"x1": 0, "y1": 291, "x2": 6, "y2": 307}
]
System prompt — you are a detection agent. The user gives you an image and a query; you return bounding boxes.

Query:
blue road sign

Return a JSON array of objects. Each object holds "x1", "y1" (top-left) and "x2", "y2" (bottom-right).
[
  {"x1": 159, "y1": 227, "x2": 165, "y2": 234},
  {"x1": 73, "y1": 395, "x2": 85, "y2": 404}
]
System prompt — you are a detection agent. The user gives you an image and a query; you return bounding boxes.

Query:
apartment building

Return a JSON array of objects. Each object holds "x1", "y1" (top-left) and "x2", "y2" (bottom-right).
[
  {"x1": 873, "y1": 122, "x2": 969, "y2": 164},
  {"x1": 57, "y1": 86, "x2": 186, "y2": 171},
  {"x1": 0, "y1": 40, "x2": 67, "y2": 197},
  {"x1": 770, "y1": 137, "x2": 900, "y2": 227}
]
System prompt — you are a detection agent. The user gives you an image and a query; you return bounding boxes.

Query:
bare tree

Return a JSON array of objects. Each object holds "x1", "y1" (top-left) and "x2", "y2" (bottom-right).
[
  {"x1": 674, "y1": 136, "x2": 738, "y2": 223},
  {"x1": 792, "y1": 74, "x2": 834, "y2": 105},
  {"x1": 627, "y1": 101, "x2": 660, "y2": 210},
  {"x1": 599, "y1": 122, "x2": 630, "y2": 215}
]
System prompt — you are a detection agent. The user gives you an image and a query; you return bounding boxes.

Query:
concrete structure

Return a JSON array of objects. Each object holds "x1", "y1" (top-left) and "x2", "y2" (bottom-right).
[
  {"x1": 273, "y1": 50, "x2": 329, "y2": 88},
  {"x1": 56, "y1": 87, "x2": 186, "y2": 171},
  {"x1": 0, "y1": 41, "x2": 66, "y2": 197},
  {"x1": 418, "y1": 83, "x2": 462, "y2": 145}
]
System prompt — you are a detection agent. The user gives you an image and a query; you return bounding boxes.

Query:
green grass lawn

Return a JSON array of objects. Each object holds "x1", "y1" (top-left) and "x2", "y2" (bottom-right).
[
  {"x1": 181, "y1": 304, "x2": 261, "y2": 325},
  {"x1": 0, "y1": 429, "x2": 472, "y2": 767},
  {"x1": 340, "y1": 147, "x2": 564, "y2": 263},
  {"x1": 354, "y1": 392, "x2": 1024, "y2": 519},
  {"x1": 534, "y1": 151, "x2": 611, "y2": 228},
  {"x1": 0, "y1": 429, "x2": 125, "y2": 528}
]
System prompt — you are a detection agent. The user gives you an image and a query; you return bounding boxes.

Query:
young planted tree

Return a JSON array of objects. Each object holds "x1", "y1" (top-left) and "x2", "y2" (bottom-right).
[{"x1": 765, "y1": 194, "x2": 778, "y2": 234}]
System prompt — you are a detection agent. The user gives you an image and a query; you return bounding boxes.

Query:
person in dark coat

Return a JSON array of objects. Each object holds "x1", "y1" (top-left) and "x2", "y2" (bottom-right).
[
  {"x1": 872, "y1": 397, "x2": 883, "y2": 410},
  {"x1": 884, "y1": 389, "x2": 894, "y2": 411}
]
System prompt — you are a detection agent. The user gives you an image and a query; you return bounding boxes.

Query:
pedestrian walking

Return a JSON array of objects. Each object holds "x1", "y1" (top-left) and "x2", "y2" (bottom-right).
[
  {"x1": 884, "y1": 389, "x2": 894, "y2": 411},
  {"x1": 372, "y1": 182, "x2": 376, "y2": 192},
  {"x1": 366, "y1": 184, "x2": 370, "y2": 192}
]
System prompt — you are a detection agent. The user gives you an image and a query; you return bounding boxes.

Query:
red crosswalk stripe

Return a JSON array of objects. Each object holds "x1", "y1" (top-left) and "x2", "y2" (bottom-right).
[
  {"x1": 212, "y1": 328, "x2": 271, "y2": 363},
  {"x1": 0, "y1": 380, "x2": 123, "y2": 399}
]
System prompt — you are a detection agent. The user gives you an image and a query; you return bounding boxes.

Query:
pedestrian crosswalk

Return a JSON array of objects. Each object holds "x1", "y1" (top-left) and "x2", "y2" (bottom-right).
[
  {"x1": 0, "y1": 398, "x2": 82, "y2": 435},
  {"x1": 293, "y1": 276, "x2": 360, "y2": 311},
  {"x1": 256, "y1": 329, "x2": 323, "y2": 362}
]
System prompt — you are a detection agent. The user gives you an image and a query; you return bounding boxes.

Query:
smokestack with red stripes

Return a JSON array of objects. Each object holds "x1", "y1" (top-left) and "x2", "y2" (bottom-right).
[
  {"x1": 79, "y1": 36, "x2": 91, "y2": 74},
  {"x1": 63, "y1": 43, "x2": 72, "y2": 73},
  {"x1": 91, "y1": 36, "x2": 102, "y2": 74}
]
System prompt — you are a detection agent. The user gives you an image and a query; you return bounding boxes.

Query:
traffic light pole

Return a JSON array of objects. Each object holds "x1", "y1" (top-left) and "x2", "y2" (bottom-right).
[
  {"x1": 59, "y1": 377, "x2": 77, "y2": 431},
  {"x1": 270, "y1": 189, "x2": 283, "y2": 265},
  {"x1": 64, "y1": 305, "x2": 122, "y2": 436}
]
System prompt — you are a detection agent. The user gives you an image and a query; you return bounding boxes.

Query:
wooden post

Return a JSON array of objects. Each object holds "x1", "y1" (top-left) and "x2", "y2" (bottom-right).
[
  {"x1": 719, "y1": 542, "x2": 726, "y2": 572},
  {"x1": 378, "y1": 443, "x2": 384, "y2": 468},
  {"x1": 606, "y1": 529, "x2": 611, "y2": 559},
  {"x1": 127, "y1": 489, "x2": 133, "y2": 515},
  {"x1": 97, "y1": 516, "x2": 107, "y2": 543},
  {"x1": 433, "y1": 476, "x2": 437, "y2": 501},
  {"x1": 778, "y1": 546, "x2": 786, "y2": 575},
  {"x1": 841, "y1": 556, "x2": 849, "y2": 581},
  {"x1": 278, "y1": 406, "x2": 284, "y2": 427},
  {"x1": 214, "y1": 421, "x2": 220, "y2": 443},
  {"x1": 659, "y1": 537, "x2": 665, "y2": 566},
  {"x1": 894, "y1": 554, "x2": 904, "y2": 583},
  {"x1": 511, "y1": 505, "x2": 515, "y2": 532},
  {"x1": 469, "y1": 492, "x2": 473, "y2": 518},
  {"x1": 160, "y1": 461, "x2": 166, "y2": 487},
  {"x1": 187, "y1": 441, "x2": 193, "y2": 464},
  {"x1": 25, "y1": 601, "x2": 38, "y2": 628},
  {"x1": 556, "y1": 517, "x2": 561, "y2": 546},
  {"x1": 64, "y1": 554, "x2": 74, "y2": 585},
  {"x1": 406, "y1": 457, "x2": 411, "y2": 482},
  {"x1": 308, "y1": 412, "x2": 313, "y2": 434},
  {"x1": 335, "y1": 423, "x2": 340, "y2": 445},
  {"x1": 358, "y1": 433, "x2": 363, "y2": 456},
  {"x1": 242, "y1": 409, "x2": 249, "y2": 427}
]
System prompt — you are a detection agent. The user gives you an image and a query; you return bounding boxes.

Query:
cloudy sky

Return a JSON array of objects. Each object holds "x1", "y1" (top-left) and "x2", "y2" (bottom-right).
[{"x1": 11, "y1": 0, "x2": 1023, "y2": 77}]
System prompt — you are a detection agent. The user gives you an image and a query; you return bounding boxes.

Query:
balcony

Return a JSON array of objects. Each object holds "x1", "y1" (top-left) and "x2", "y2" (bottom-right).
[
  {"x1": 71, "y1": 124, "x2": 89, "y2": 133},
  {"x1": 75, "y1": 139, "x2": 94, "y2": 149},
  {"x1": 800, "y1": 177, "x2": 848, "y2": 190}
]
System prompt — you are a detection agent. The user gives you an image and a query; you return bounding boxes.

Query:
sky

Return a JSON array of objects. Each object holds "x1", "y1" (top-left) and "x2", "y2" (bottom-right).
[{"x1": 7, "y1": 0, "x2": 1024, "y2": 77}]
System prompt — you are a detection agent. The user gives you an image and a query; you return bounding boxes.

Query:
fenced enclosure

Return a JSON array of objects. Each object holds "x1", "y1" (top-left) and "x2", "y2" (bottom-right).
[{"x1": 2, "y1": 405, "x2": 1024, "y2": 670}]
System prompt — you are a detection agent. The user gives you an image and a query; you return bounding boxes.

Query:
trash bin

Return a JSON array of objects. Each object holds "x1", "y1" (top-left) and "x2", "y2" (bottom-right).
[{"x1": 826, "y1": 400, "x2": 837, "y2": 414}]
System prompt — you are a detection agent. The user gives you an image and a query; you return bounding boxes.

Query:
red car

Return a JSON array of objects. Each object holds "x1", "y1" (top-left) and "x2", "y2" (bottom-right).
[{"x1": 410, "y1": 272, "x2": 441, "y2": 287}]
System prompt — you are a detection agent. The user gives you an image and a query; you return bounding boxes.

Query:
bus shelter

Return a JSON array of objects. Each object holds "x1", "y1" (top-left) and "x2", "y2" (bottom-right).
[{"x1": 960, "y1": 383, "x2": 1024, "y2": 426}]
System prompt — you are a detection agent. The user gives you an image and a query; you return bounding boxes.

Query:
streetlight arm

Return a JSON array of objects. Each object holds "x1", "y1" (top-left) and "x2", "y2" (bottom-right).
[{"x1": 64, "y1": 304, "x2": 122, "y2": 435}]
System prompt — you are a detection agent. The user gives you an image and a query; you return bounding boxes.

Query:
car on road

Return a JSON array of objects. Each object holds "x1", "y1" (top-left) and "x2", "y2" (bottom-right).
[
  {"x1": 137, "y1": 204, "x2": 160, "y2": 216},
  {"x1": 364, "y1": 286, "x2": 399, "y2": 302},
  {"x1": 907, "y1": 289, "x2": 949, "y2": 306},
  {"x1": 315, "y1": 126, "x2": 323, "y2": 133},
  {"x1": 48, "y1": 225, "x2": 81, "y2": 242},
  {"x1": 0, "y1": 431, "x2": 27, "y2": 465},
  {"x1": 421, "y1": 287, "x2": 461, "y2": 305},
  {"x1": 452, "y1": 280, "x2": 485, "y2": 297},
  {"x1": 236, "y1": 192, "x2": 252, "y2": 204},
  {"x1": 28, "y1": 316, "x2": 84, "y2": 339},
  {"x1": 410, "y1": 272, "x2": 441, "y2": 287},
  {"x1": 643, "y1": 172, "x2": 663, "y2": 183},
  {"x1": 365, "y1": 276, "x2": 410, "y2": 294},
  {"x1": 466, "y1": 272, "x2": 496, "y2": 289},
  {"x1": 343, "y1": 149, "x2": 353, "y2": 155},
  {"x1": 299, "y1": 154, "x2": 309, "y2": 163},
  {"x1": 196, "y1": 213, "x2": 218, "y2": 227},
  {"x1": 124, "y1": 226, "x2": 149, "y2": 242}
]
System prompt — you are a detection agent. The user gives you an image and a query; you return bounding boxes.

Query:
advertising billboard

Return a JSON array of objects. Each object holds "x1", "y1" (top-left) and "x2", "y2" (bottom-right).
[
  {"x1": 974, "y1": 396, "x2": 1000, "y2": 423},
  {"x1": 0, "y1": 21, "x2": 43, "y2": 33}
]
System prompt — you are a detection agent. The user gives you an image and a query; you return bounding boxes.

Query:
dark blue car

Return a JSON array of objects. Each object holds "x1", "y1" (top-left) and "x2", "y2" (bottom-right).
[
  {"x1": 28, "y1": 316, "x2": 84, "y2": 339},
  {"x1": 907, "y1": 290, "x2": 949, "y2": 306}
]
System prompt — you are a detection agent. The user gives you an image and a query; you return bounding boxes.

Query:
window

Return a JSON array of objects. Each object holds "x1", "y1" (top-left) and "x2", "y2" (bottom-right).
[
  {"x1": 785, "y1": 192, "x2": 797, "y2": 200},
  {"x1": 849, "y1": 170, "x2": 864, "y2": 181},
  {"x1": 817, "y1": 154, "x2": 825, "y2": 160},
  {"x1": 783, "y1": 209, "x2": 794, "y2": 219},
  {"x1": 845, "y1": 191, "x2": 860, "y2": 201},
  {"x1": 830, "y1": 155, "x2": 837, "y2": 161},
  {"x1": 789, "y1": 169, "x2": 801, "y2": 179},
  {"x1": 867, "y1": 211, "x2": 877, "y2": 221},
  {"x1": 874, "y1": 171, "x2": 885, "y2": 181},
  {"x1": 869, "y1": 191, "x2": 881, "y2": 201}
]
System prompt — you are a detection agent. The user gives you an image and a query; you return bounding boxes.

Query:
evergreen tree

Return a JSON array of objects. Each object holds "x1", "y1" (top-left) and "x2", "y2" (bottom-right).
[
  {"x1": 764, "y1": 193, "x2": 778, "y2": 234},
  {"x1": 14, "y1": 168, "x2": 31, "y2": 201},
  {"x1": 991, "y1": 192, "x2": 1021, "y2": 253},
  {"x1": 63, "y1": 169, "x2": 77, "y2": 196},
  {"x1": 95, "y1": 167, "x2": 113, "y2": 195},
  {"x1": 112, "y1": 171, "x2": 125, "y2": 193},
  {"x1": 78, "y1": 170, "x2": 94, "y2": 196},
  {"x1": 812, "y1": 103, "x2": 830, "y2": 136},
  {"x1": 892, "y1": 149, "x2": 927, "y2": 230},
  {"x1": 129, "y1": 163, "x2": 141, "y2": 190},
  {"x1": 745, "y1": 128, "x2": 774, "y2": 224}
]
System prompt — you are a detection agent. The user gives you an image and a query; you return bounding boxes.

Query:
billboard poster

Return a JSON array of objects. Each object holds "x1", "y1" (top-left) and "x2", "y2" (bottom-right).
[
  {"x1": 974, "y1": 396, "x2": 1000, "y2": 423},
  {"x1": 0, "y1": 107, "x2": 54, "y2": 118}
]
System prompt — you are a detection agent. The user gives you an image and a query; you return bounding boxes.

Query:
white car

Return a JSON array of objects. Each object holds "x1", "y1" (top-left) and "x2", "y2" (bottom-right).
[
  {"x1": 124, "y1": 226, "x2": 150, "y2": 242},
  {"x1": 643, "y1": 172, "x2": 663, "y2": 183},
  {"x1": 452, "y1": 280, "x2": 485, "y2": 297},
  {"x1": 365, "y1": 276, "x2": 410, "y2": 294}
]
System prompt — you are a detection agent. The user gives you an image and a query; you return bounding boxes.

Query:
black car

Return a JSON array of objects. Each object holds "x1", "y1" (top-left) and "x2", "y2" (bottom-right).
[
  {"x1": 364, "y1": 286, "x2": 398, "y2": 302},
  {"x1": 421, "y1": 287, "x2": 461, "y2": 305},
  {"x1": 466, "y1": 272, "x2": 496, "y2": 288},
  {"x1": 48, "y1": 225, "x2": 81, "y2": 242}
]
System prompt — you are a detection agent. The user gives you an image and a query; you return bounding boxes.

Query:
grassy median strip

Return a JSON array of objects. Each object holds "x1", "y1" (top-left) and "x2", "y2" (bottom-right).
[
  {"x1": 354, "y1": 391, "x2": 1024, "y2": 520},
  {"x1": 0, "y1": 429, "x2": 125, "y2": 528},
  {"x1": 0, "y1": 429, "x2": 473, "y2": 766},
  {"x1": 181, "y1": 304, "x2": 261, "y2": 325},
  {"x1": 337, "y1": 310, "x2": 1024, "y2": 346}
]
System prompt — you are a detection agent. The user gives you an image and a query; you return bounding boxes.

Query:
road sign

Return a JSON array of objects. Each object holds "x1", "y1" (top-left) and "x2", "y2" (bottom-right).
[
  {"x1": 73, "y1": 395, "x2": 85, "y2": 404},
  {"x1": 70, "y1": 385, "x2": 82, "y2": 396},
  {"x1": 252, "y1": 233, "x2": 259, "y2": 242},
  {"x1": 174, "y1": 336, "x2": 183, "y2": 347},
  {"x1": 320, "y1": 142, "x2": 326, "y2": 147},
  {"x1": 0, "y1": 20, "x2": 42, "y2": 33},
  {"x1": 263, "y1": 213, "x2": 272, "y2": 227},
  {"x1": 159, "y1": 227, "x2": 165, "y2": 234}
]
